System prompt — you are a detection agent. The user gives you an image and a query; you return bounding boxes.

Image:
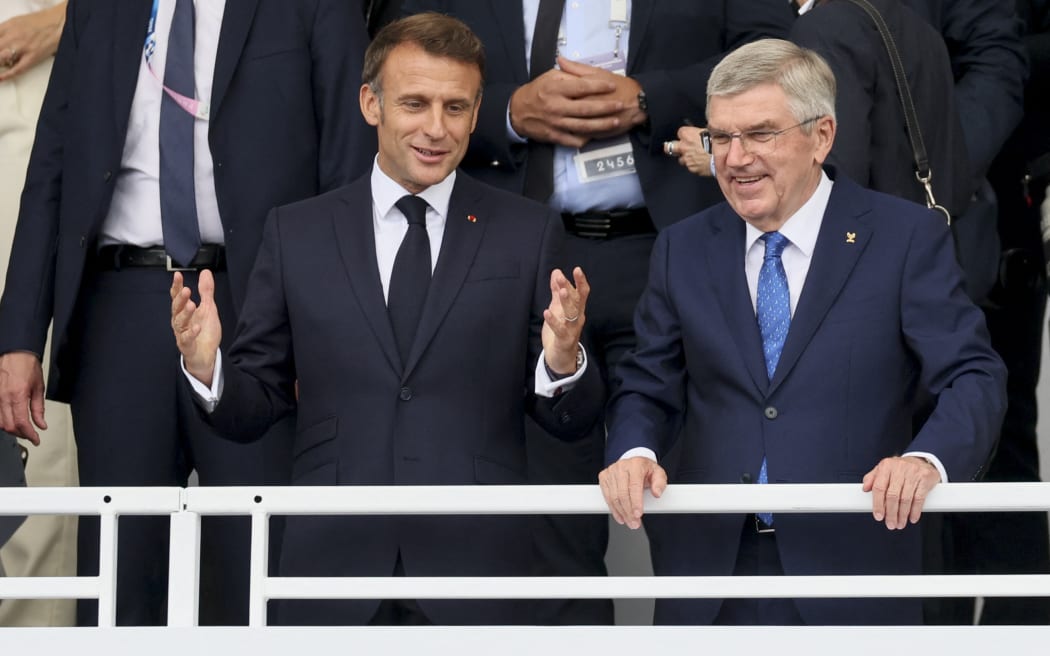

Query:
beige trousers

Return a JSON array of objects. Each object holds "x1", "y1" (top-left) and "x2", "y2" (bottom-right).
[{"x1": 0, "y1": 51, "x2": 79, "y2": 627}]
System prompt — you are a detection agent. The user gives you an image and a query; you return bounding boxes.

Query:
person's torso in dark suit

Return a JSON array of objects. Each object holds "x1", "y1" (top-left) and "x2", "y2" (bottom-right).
[
  {"x1": 607, "y1": 171, "x2": 1006, "y2": 625},
  {"x1": 0, "y1": 0, "x2": 374, "y2": 400},
  {"x1": 206, "y1": 171, "x2": 604, "y2": 625}
]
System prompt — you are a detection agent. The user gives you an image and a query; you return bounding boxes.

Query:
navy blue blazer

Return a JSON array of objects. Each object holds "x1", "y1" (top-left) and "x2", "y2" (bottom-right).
[
  {"x1": 0, "y1": 0, "x2": 374, "y2": 400},
  {"x1": 606, "y1": 171, "x2": 1006, "y2": 625},
  {"x1": 399, "y1": 0, "x2": 795, "y2": 228},
  {"x1": 205, "y1": 172, "x2": 605, "y2": 625}
]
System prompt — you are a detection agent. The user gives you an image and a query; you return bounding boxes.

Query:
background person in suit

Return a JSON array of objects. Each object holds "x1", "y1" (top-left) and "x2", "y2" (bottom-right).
[
  {"x1": 598, "y1": 39, "x2": 1006, "y2": 625},
  {"x1": 0, "y1": 0, "x2": 79, "y2": 627},
  {"x1": 398, "y1": 0, "x2": 796, "y2": 625},
  {"x1": 171, "y1": 12, "x2": 604, "y2": 626},
  {"x1": 0, "y1": 0, "x2": 373, "y2": 625}
]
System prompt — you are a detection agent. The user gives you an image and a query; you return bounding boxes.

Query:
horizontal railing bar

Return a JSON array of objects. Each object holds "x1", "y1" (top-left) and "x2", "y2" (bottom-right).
[
  {"x1": 0, "y1": 487, "x2": 183, "y2": 515},
  {"x1": 0, "y1": 576, "x2": 101, "y2": 599},
  {"x1": 264, "y1": 574, "x2": 1050, "y2": 600},
  {"x1": 182, "y1": 483, "x2": 1050, "y2": 515}
]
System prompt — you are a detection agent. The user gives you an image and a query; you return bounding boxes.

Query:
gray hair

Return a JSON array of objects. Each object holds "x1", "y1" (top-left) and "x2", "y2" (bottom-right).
[{"x1": 706, "y1": 39, "x2": 836, "y2": 131}]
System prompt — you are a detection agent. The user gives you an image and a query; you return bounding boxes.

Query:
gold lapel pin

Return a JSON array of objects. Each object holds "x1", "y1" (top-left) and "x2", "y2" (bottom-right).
[{"x1": 846, "y1": 231, "x2": 856, "y2": 244}]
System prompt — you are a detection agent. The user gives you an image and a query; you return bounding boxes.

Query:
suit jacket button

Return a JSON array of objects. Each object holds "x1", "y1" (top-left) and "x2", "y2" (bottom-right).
[
  {"x1": 764, "y1": 406, "x2": 778, "y2": 420},
  {"x1": 740, "y1": 472, "x2": 753, "y2": 484},
  {"x1": 399, "y1": 386, "x2": 412, "y2": 401}
]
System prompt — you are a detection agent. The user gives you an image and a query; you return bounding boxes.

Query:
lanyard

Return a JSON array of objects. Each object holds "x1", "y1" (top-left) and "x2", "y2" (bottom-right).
[
  {"x1": 557, "y1": 0, "x2": 630, "y2": 59},
  {"x1": 144, "y1": 0, "x2": 210, "y2": 120}
]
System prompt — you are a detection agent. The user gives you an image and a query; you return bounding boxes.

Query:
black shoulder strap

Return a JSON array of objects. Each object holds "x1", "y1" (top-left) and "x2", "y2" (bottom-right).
[{"x1": 844, "y1": 0, "x2": 949, "y2": 222}]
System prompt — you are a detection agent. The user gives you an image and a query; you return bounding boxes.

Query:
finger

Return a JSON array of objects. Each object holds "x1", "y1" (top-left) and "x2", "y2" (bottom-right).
[
  {"x1": 898, "y1": 474, "x2": 920, "y2": 529},
  {"x1": 170, "y1": 271, "x2": 185, "y2": 301},
  {"x1": 909, "y1": 478, "x2": 933, "y2": 525},
  {"x1": 548, "y1": 113, "x2": 622, "y2": 134},
  {"x1": 0, "y1": 57, "x2": 31, "y2": 81},
  {"x1": 199, "y1": 269, "x2": 216, "y2": 307},
  {"x1": 11, "y1": 399, "x2": 38, "y2": 446},
  {"x1": 882, "y1": 468, "x2": 904, "y2": 530},
  {"x1": 29, "y1": 381, "x2": 46, "y2": 433},
  {"x1": 598, "y1": 468, "x2": 627, "y2": 525},
  {"x1": 572, "y1": 267, "x2": 590, "y2": 308},
  {"x1": 626, "y1": 467, "x2": 646, "y2": 529},
  {"x1": 866, "y1": 463, "x2": 889, "y2": 522},
  {"x1": 650, "y1": 465, "x2": 668, "y2": 498}
]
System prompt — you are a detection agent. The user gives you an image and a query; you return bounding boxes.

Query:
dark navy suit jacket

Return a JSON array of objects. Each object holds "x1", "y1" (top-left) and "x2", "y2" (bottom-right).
[
  {"x1": 606, "y1": 171, "x2": 1007, "y2": 625},
  {"x1": 0, "y1": 0, "x2": 374, "y2": 400},
  {"x1": 399, "y1": 0, "x2": 795, "y2": 228},
  {"x1": 205, "y1": 172, "x2": 605, "y2": 625}
]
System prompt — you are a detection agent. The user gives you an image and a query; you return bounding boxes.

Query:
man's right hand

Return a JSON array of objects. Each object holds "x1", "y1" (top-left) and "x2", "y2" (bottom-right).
[
  {"x1": 170, "y1": 270, "x2": 222, "y2": 386},
  {"x1": 598, "y1": 456, "x2": 668, "y2": 530},
  {"x1": 0, "y1": 351, "x2": 46, "y2": 445},
  {"x1": 509, "y1": 65, "x2": 623, "y2": 148}
]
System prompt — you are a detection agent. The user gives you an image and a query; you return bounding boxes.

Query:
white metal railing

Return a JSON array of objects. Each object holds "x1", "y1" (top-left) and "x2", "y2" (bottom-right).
[{"x1": 2, "y1": 483, "x2": 1050, "y2": 650}]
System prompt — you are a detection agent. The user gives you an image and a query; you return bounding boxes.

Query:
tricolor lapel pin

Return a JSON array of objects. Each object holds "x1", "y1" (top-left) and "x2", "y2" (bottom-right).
[{"x1": 467, "y1": 214, "x2": 478, "y2": 223}]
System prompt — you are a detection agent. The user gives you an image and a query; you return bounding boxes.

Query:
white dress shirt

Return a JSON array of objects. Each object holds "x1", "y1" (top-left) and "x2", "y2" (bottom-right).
[
  {"x1": 102, "y1": 0, "x2": 227, "y2": 248},
  {"x1": 619, "y1": 172, "x2": 946, "y2": 481},
  {"x1": 185, "y1": 161, "x2": 586, "y2": 407}
]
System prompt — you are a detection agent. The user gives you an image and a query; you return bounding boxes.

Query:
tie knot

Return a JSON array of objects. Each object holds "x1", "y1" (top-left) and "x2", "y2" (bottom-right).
[
  {"x1": 396, "y1": 195, "x2": 429, "y2": 227},
  {"x1": 761, "y1": 231, "x2": 789, "y2": 260}
]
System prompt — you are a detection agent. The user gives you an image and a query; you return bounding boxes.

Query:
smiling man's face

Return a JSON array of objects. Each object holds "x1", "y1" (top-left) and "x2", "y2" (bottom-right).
[{"x1": 360, "y1": 42, "x2": 482, "y2": 194}]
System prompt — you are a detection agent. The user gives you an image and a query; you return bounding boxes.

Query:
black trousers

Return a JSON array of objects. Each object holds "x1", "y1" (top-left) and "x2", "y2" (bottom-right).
[{"x1": 69, "y1": 266, "x2": 292, "y2": 626}]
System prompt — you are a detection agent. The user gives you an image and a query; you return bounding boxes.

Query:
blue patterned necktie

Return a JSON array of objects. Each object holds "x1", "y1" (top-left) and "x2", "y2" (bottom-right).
[
  {"x1": 159, "y1": 0, "x2": 201, "y2": 267},
  {"x1": 755, "y1": 231, "x2": 791, "y2": 526}
]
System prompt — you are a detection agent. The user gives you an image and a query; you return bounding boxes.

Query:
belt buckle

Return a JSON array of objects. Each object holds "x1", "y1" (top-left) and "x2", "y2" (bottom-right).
[
  {"x1": 754, "y1": 514, "x2": 775, "y2": 534},
  {"x1": 166, "y1": 255, "x2": 196, "y2": 272}
]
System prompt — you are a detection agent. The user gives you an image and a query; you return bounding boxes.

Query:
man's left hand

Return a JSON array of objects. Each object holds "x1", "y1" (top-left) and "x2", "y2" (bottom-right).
[
  {"x1": 557, "y1": 58, "x2": 647, "y2": 139},
  {"x1": 862, "y1": 456, "x2": 941, "y2": 530},
  {"x1": 542, "y1": 266, "x2": 589, "y2": 375}
]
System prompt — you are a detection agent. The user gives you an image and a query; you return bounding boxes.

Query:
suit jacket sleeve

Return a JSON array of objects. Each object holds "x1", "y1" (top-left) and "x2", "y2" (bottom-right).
[
  {"x1": 205, "y1": 209, "x2": 298, "y2": 441},
  {"x1": 604, "y1": 230, "x2": 686, "y2": 464},
  {"x1": 935, "y1": 0, "x2": 1027, "y2": 178},
  {"x1": 898, "y1": 209, "x2": 1007, "y2": 480},
  {"x1": 0, "y1": 0, "x2": 79, "y2": 355},
  {"x1": 311, "y1": 0, "x2": 376, "y2": 191}
]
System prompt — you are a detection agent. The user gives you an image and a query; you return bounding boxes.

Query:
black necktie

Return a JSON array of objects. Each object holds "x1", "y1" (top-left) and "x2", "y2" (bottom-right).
[
  {"x1": 159, "y1": 0, "x2": 201, "y2": 267},
  {"x1": 521, "y1": 0, "x2": 565, "y2": 202},
  {"x1": 388, "y1": 195, "x2": 432, "y2": 363}
]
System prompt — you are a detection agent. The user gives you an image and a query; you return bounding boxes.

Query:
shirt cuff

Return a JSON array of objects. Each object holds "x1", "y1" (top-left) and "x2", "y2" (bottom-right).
[
  {"x1": 534, "y1": 344, "x2": 588, "y2": 397},
  {"x1": 506, "y1": 100, "x2": 528, "y2": 144},
  {"x1": 902, "y1": 451, "x2": 948, "y2": 483},
  {"x1": 620, "y1": 447, "x2": 657, "y2": 462},
  {"x1": 182, "y1": 349, "x2": 224, "y2": 413}
]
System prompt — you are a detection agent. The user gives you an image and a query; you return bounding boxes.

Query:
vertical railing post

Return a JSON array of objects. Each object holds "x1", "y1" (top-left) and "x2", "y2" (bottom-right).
[
  {"x1": 96, "y1": 508, "x2": 119, "y2": 627},
  {"x1": 248, "y1": 508, "x2": 270, "y2": 627},
  {"x1": 167, "y1": 493, "x2": 201, "y2": 627}
]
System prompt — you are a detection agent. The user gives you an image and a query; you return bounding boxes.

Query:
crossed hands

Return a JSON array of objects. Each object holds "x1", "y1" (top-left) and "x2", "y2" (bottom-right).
[
  {"x1": 510, "y1": 57, "x2": 647, "y2": 149},
  {"x1": 598, "y1": 454, "x2": 941, "y2": 531}
]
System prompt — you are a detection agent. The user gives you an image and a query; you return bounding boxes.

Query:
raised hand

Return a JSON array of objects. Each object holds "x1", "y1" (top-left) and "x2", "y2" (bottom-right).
[
  {"x1": 170, "y1": 270, "x2": 222, "y2": 385},
  {"x1": 541, "y1": 266, "x2": 589, "y2": 375}
]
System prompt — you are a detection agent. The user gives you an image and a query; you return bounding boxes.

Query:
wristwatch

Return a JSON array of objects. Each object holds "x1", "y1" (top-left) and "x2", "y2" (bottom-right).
[{"x1": 636, "y1": 89, "x2": 648, "y2": 113}]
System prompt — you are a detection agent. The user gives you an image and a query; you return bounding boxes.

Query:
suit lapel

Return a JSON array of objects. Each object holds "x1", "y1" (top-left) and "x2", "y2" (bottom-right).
[
  {"x1": 211, "y1": 0, "x2": 260, "y2": 120},
  {"x1": 704, "y1": 209, "x2": 768, "y2": 395},
  {"x1": 112, "y1": 1, "x2": 153, "y2": 136},
  {"x1": 626, "y1": 1, "x2": 653, "y2": 72},
  {"x1": 402, "y1": 175, "x2": 487, "y2": 379},
  {"x1": 769, "y1": 178, "x2": 872, "y2": 394},
  {"x1": 333, "y1": 179, "x2": 402, "y2": 375}
]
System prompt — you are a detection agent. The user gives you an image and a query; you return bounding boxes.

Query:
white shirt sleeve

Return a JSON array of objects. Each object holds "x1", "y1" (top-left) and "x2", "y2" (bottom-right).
[
  {"x1": 534, "y1": 344, "x2": 588, "y2": 397},
  {"x1": 181, "y1": 349, "x2": 224, "y2": 413}
]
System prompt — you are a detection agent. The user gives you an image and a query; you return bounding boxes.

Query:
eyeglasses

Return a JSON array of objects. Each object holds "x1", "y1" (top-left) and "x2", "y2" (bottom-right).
[{"x1": 702, "y1": 117, "x2": 822, "y2": 156}]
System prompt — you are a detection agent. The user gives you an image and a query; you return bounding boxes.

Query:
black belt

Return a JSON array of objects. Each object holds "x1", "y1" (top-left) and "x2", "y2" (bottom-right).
[
  {"x1": 95, "y1": 244, "x2": 226, "y2": 272},
  {"x1": 561, "y1": 208, "x2": 656, "y2": 239}
]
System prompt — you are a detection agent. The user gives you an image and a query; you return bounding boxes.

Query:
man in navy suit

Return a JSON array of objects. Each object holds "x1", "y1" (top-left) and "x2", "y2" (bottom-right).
[
  {"x1": 0, "y1": 0, "x2": 373, "y2": 625},
  {"x1": 598, "y1": 39, "x2": 1006, "y2": 625},
  {"x1": 171, "y1": 13, "x2": 603, "y2": 625}
]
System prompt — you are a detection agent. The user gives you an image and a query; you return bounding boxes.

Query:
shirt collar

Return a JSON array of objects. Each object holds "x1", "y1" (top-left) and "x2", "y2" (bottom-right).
[
  {"x1": 370, "y1": 156, "x2": 456, "y2": 221},
  {"x1": 744, "y1": 169, "x2": 833, "y2": 257}
]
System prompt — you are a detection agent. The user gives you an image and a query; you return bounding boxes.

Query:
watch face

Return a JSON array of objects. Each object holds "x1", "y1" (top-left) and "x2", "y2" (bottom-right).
[{"x1": 637, "y1": 91, "x2": 648, "y2": 112}]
